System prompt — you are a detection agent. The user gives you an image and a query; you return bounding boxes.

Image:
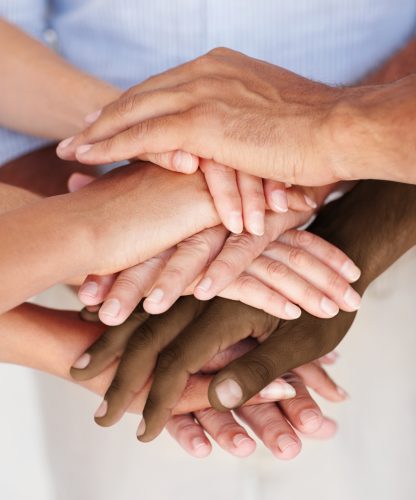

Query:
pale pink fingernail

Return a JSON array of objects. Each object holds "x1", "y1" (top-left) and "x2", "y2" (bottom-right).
[
  {"x1": 320, "y1": 297, "x2": 339, "y2": 317},
  {"x1": 76, "y1": 144, "x2": 93, "y2": 156},
  {"x1": 336, "y1": 386, "x2": 349, "y2": 399},
  {"x1": 232, "y1": 433, "x2": 252, "y2": 448},
  {"x1": 79, "y1": 281, "x2": 98, "y2": 298},
  {"x1": 304, "y1": 195, "x2": 318, "y2": 209},
  {"x1": 137, "y1": 418, "x2": 146, "y2": 437},
  {"x1": 57, "y1": 136, "x2": 75, "y2": 150},
  {"x1": 85, "y1": 109, "x2": 102, "y2": 124},
  {"x1": 340, "y1": 261, "x2": 361, "y2": 282},
  {"x1": 271, "y1": 190, "x2": 288, "y2": 212},
  {"x1": 259, "y1": 381, "x2": 296, "y2": 400},
  {"x1": 100, "y1": 298, "x2": 121, "y2": 318},
  {"x1": 284, "y1": 302, "x2": 302, "y2": 319},
  {"x1": 195, "y1": 277, "x2": 213, "y2": 294},
  {"x1": 323, "y1": 351, "x2": 339, "y2": 363},
  {"x1": 343, "y1": 288, "x2": 361, "y2": 310},
  {"x1": 227, "y1": 211, "x2": 243, "y2": 234},
  {"x1": 94, "y1": 399, "x2": 108, "y2": 418},
  {"x1": 191, "y1": 437, "x2": 210, "y2": 457},
  {"x1": 72, "y1": 353, "x2": 91, "y2": 370},
  {"x1": 173, "y1": 151, "x2": 196, "y2": 173},
  {"x1": 215, "y1": 379, "x2": 243, "y2": 408},
  {"x1": 146, "y1": 288, "x2": 164, "y2": 304},
  {"x1": 277, "y1": 434, "x2": 298, "y2": 452},
  {"x1": 247, "y1": 211, "x2": 264, "y2": 236}
]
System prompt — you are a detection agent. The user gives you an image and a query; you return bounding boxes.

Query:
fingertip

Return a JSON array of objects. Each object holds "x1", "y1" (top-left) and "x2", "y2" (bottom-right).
[
  {"x1": 273, "y1": 435, "x2": 302, "y2": 460},
  {"x1": 56, "y1": 136, "x2": 75, "y2": 159},
  {"x1": 190, "y1": 437, "x2": 212, "y2": 458},
  {"x1": 193, "y1": 277, "x2": 214, "y2": 301},
  {"x1": 245, "y1": 211, "x2": 265, "y2": 236},
  {"x1": 172, "y1": 150, "x2": 198, "y2": 173},
  {"x1": 225, "y1": 211, "x2": 244, "y2": 234},
  {"x1": 98, "y1": 298, "x2": 122, "y2": 325},
  {"x1": 231, "y1": 433, "x2": 256, "y2": 457},
  {"x1": 270, "y1": 189, "x2": 289, "y2": 213}
]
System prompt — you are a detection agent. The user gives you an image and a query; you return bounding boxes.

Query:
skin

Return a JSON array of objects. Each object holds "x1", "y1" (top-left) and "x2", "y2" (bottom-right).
[
  {"x1": 63, "y1": 47, "x2": 416, "y2": 186},
  {"x1": 72, "y1": 180, "x2": 416, "y2": 442}
]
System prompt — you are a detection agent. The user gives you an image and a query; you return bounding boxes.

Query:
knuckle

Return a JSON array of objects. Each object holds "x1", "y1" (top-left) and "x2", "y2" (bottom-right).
[
  {"x1": 292, "y1": 229, "x2": 314, "y2": 248},
  {"x1": 326, "y1": 272, "x2": 348, "y2": 296},
  {"x1": 207, "y1": 46, "x2": 232, "y2": 57},
  {"x1": 127, "y1": 323, "x2": 156, "y2": 352},
  {"x1": 287, "y1": 247, "x2": 307, "y2": 268},
  {"x1": 115, "y1": 94, "x2": 137, "y2": 118},
  {"x1": 179, "y1": 234, "x2": 211, "y2": 256},
  {"x1": 227, "y1": 233, "x2": 255, "y2": 253},
  {"x1": 266, "y1": 260, "x2": 289, "y2": 280},
  {"x1": 115, "y1": 273, "x2": 145, "y2": 296},
  {"x1": 245, "y1": 356, "x2": 275, "y2": 389},
  {"x1": 127, "y1": 120, "x2": 151, "y2": 143},
  {"x1": 156, "y1": 344, "x2": 184, "y2": 373}
]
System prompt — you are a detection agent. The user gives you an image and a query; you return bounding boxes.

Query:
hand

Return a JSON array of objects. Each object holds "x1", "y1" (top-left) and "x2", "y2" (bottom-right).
[
  {"x1": 71, "y1": 302, "x2": 345, "y2": 459},
  {"x1": 57, "y1": 47, "x2": 349, "y2": 186}
]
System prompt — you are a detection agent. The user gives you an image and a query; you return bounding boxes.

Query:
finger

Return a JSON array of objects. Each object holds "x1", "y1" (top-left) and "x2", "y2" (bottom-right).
[
  {"x1": 208, "y1": 311, "x2": 356, "y2": 411},
  {"x1": 200, "y1": 159, "x2": 243, "y2": 234},
  {"x1": 67, "y1": 172, "x2": 96, "y2": 192},
  {"x1": 245, "y1": 254, "x2": 342, "y2": 318},
  {"x1": 194, "y1": 210, "x2": 309, "y2": 301},
  {"x1": 194, "y1": 407, "x2": 256, "y2": 457},
  {"x1": 78, "y1": 274, "x2": 118, "y2": 306},
  {"x1": 286, "y1": 185, "x2": 318, "y2": 212},
  {"x1": 263, "y1": 241, "x2": 361, "y2": 313},
  {"x1": 138, "y1": 300, "x2": 278, "y2": 442},
  {"x1": 96, "y1": 297, "x2": 204, "y2": 427},
  {"x1": 318, "y1": 350, "x2": 339, "y2": 365},
  {"x1": 277, "y1": 372, "x2": 323, "y2": 434},
  {"x1": 99, "y1": 250, "x2": 174, "y2": 325},
  {"x1": 143, "y1": 227, "x2": 227, "y2": 315},
  {"x1": 277, "y1": 229, "x2": 361, "y2": 282},
  {"x1": 70, "y1": 304, "x2": 149, "y2": 381},
  {"x1": 237, "y1": 171, "x2": 265, "y2": 236},
  {"x1": 263, "y1": 179, "x2": 289, "y2": 213},
  {"x1": 219, "y1": 272, "x2": 302, "y2": 319},
  {"x1": 304, "y1": 416, "x2": 337, "y2": 440},
  {"x1": 236, "y1": 403, "x2": 301, "y2": 460},
  {"x1": 293, "y1": 362, "x2": 348, "y2": 401},
  {"x1": 166, "y1": 414, "x2": 212, "y2": 458}
]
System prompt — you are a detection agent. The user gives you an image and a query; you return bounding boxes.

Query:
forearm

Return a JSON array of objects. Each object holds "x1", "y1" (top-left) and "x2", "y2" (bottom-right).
[
  {"x1": 0, "y1": 19, "x2": 120, "y2": 138},
  {"x1": 0, "y1": 303, "x2": 211, "y2": 414}
]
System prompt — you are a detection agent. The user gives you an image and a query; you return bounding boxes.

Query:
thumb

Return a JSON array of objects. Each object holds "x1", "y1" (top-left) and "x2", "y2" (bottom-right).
[{"x1": 68, "y1": 172, "x2": 96, "y2": 192}]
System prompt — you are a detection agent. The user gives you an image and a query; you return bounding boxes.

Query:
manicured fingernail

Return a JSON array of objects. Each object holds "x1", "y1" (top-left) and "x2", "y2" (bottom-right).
[
  {"x1": 173, "y1": 151, "x2": 196, "y2": 173},
  {"x1": 320, "y1": 297, "x2": 339, "y2": 317},
  {"x1": 100, "y1": 298, "x2": 121, "y2": 318},
  {"x1": 299, "y1": 409, "x2": 321, "y2": 427},
  {"x1": 195, "y1": 277, "x2": 212, "y2": 294},
  {"x1": 336, "y1": 386, "x2": 349, "y2": 399},
  {"x1": 284, "y1": 302, "x2": 302, "y2": 319},
  {"x1": 215, "y1": 379, "x2": 243, "y2": 408},
  {"x1": 340, "y1": 261, "x2": 361, "y2": 282},
  {"x1": 79, "y1": 281, "x2": 98, "y2": 298},
  {"x1": 227, "y1": 211, "x2": 243, "y2": 234},
  {"x1": 137, "y1": 418, "x2": 146, "y2": 437},
  {"x1": 304, "y1": 195, "x2": 317, "y2": 209},
  {"x1": 271, "y1": 190, "x2": 288, "y2": 212},
  {"x1": 247, "y1": 211, "x2": 264, "y2": 236},
  {"x1": 277, "y1": 434, "x2": 298, "y2": 452},
  {"x1": 85, "y1": 109, "x2": 102, "y2": 124},
  {"x1": 94, "y1": 399, "x2": 108, "y2": 418},
  {"x1": 259, "y1": 381, "x2": 296, "y2": 400},
  {"x1": 324, "y1": 351, "x2": 339, "y2": 363},
  {"x1": 76, "y1": 144, "x2": 93, "y2": 156},
  {"x1": 343, "y1": 288, "x2": 361, "y2": 310},
  {"x1": 232, "y1": 433, "x2": 251, "y2": 448},
  {"x1": 57, "y1": 136, "x2": 75, "y2": 150},
  {"x1": 72, "y1": 353, "x2": 91, "y2": 369},
  {"x1": 146, "y1": 288, "x2": 164, "y2": 304}
]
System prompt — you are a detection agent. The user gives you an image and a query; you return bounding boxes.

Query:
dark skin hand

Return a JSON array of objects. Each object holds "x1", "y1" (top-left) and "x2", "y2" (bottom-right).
[{"x1": 71, "y1": 180, "x2": 416, "y2": 442}]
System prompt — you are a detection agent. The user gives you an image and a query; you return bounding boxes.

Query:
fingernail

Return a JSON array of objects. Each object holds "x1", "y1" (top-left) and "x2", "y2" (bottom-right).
[
  {"x1": 192, "y1": 437, "x2": 207, "y2": 450},
  {"x1": 343, "y1": 288, "x2": 361, "y2": 310},
  {"x1": 284, "y1": 302, "x2": 302, "y2": 319},
  {"x1": 195, "y1": 277, "x2": 212, "y2": 294},
  {"x1": 299, "y1": 409, "x2": 321, "y2": 427},
  {"x1": 277, "y1": 434, "x2": 298, "y2": 452},
  {"x1": 146, "y1": 288, "x2": 164, "y2": 304},
  {"x1": 227, "y1": 211, "x2": 243, "y2": 234},
  {"x1": 79, "y1": 281, "x2": 98, "y2": 298},
  {"x1": 247, "y1": 211, "x2": 264, "y2": 236},
  {"x1": 336, "y1": 386, "x2": 349, "y2": 399},
  {"x1": 85, "y1": 109, "x2": 102, "y2": 124},
  {"x1": 320, "y1": 297, "x2": 339, "y2": 317},
  {"x1": 76, "y1": 144, "x2": 93, "y2": 156},
  {"x1": 137, "y1": 418, "x2": 146, "y2": 437},
  {"x1": 340, "y1": 261, "x2": 361, "y2": 282},
  {"x1": 304, "y1": 195, "x2": 318, "y2": 209},
  {"x1": 57, "y1": 136, "x2": 75, "y2": 150},
  {"x1": 324, "y1": 351, "x2": 339, "y2": 363},
  {"x1": 72, "y1": 353, "x2": 91, "y2": 370},
  {"x1": 100, "y1": 298, "x2": 121, "y2": 318},
  {"x1": 271, "y1": 190, "x2": 288, "y2": 212},
  {"x1": 215, "y1": 379, "x2": 243, "y2": 408},
  {"x1": 259, "y1": 381, "x2": 296, "y2": 400},
  {"x1": 94, "y1": 399, "x2": 108, "y2": 418},
  {"x1": 173, "y1": 151, "x2": 195, "y2": 173},
  {"x1": 232, "y1": 433, "x2": 251, "y2": 448}
]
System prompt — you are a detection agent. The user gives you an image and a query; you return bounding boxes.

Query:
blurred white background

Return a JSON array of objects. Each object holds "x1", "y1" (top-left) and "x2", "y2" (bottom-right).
[{"x1": 0, "y1": 248, "x2": 415, "y2": 500}]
